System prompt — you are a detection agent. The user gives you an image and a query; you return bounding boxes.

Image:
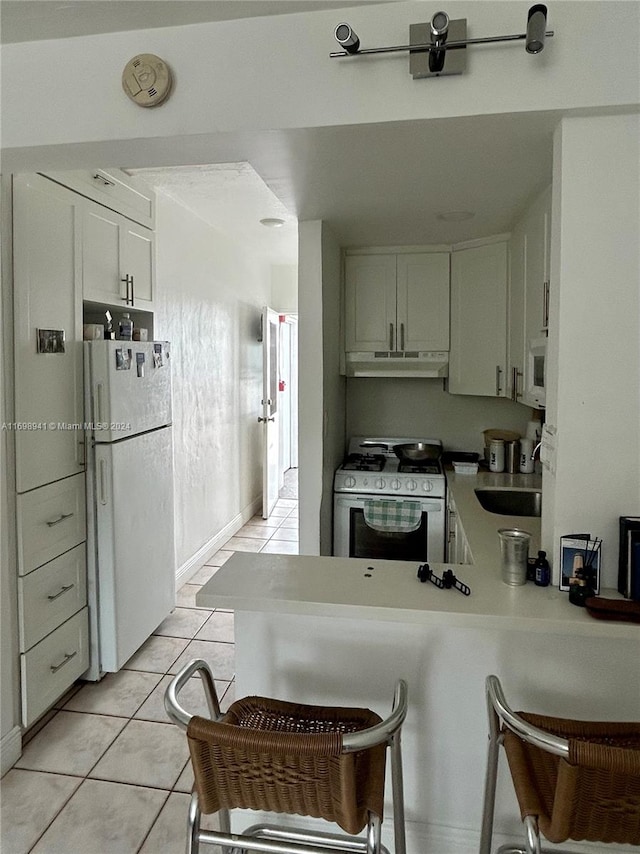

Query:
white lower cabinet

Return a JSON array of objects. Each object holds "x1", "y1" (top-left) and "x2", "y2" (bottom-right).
[
  {"x1": 16, "y1": 474, "x2": 86, "y2": 575},
  {"x1": 446, "y1": 492, "x2": 471, "y2": 565},
  {"x1": 18, "y1": 545, "x2": 87, "y2": 652},
  {"x1": 15, "y1": 474, "x2": 87, "y2": 727},
  {"x1": 20, "y1": 609, "x2": 89, "y2": 727}
]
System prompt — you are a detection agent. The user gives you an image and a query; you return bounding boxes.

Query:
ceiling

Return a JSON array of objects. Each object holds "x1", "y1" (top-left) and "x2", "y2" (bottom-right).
[
  {"x1": 1, "y1": 1, "x2": 556, "y2": 265},
  {"x1": 128, "y1": 162, "x2": 299, "y2": 265}
]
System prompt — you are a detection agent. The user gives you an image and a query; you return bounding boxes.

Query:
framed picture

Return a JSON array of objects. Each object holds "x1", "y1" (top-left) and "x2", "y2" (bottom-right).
[
  {"x1": 37, "y1": 328, "x2": 65, "y2": 354},
  {"x1": 560, "y1": 536, "x2": 601, "y2": 593}
]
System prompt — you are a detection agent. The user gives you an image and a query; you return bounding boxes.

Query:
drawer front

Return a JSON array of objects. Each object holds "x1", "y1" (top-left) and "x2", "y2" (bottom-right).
[
  {"x1": 21, "y1": 608, "x2": 89, "y2": 727},
  {"x1": 17, "y1": 474, "x2": 86, "y2": 574},
  {"x1": 41, "y1": 170, "x2": 154, "y2": 228},
  {"x1": 19, "y1": 544, "x2": 87, "y2": 651}
]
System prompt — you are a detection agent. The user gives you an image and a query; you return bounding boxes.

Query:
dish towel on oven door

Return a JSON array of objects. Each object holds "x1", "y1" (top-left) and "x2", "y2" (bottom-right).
[{"x1": 363, "y1": 499, "x2": 422, "y2": 533}]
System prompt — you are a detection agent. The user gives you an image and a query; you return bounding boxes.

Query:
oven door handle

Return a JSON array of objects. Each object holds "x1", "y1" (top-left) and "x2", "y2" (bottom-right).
[{"x1": 345, "y1": 497, "x2": 444, "y2": 512}]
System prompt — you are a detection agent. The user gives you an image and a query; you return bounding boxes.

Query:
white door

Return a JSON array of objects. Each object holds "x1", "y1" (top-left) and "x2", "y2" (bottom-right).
[{"x1": 261, "y1": 308, "x2": 280, "y2": 519}]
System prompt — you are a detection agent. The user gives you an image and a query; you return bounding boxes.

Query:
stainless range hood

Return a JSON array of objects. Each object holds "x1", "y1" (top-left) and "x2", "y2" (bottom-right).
[{"x1": 344, "y1": 350, "x2": 449, "y2": 378}]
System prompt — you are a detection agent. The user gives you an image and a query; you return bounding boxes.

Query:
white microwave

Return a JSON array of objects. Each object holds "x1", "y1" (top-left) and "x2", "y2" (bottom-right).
[{"x1": 526, "y1": 337, "x2": 547, "y2": 407}]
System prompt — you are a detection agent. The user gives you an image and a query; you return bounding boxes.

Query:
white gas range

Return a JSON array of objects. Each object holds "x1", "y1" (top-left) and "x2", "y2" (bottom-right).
[{"x1": 333, "y1": 437, "x2": 446, "y2": 562}]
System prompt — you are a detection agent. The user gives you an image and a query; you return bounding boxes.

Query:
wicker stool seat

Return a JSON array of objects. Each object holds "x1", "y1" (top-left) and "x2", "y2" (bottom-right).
[
  {"x1": 165, "y1": 659, "x2": 408, "y2": 854},
  {"x1": 480, "y1": 675, "x2": 640, "y2": 854}
]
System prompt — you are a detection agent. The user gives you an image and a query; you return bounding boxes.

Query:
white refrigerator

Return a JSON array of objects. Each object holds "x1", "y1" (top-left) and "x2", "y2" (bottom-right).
[{"x1": 84, "y1": 340, "x2": 175, "y2": 678}]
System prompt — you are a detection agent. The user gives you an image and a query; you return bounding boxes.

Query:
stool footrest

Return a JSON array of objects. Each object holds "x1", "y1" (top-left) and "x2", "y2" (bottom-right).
[{"x1": 197, "y1": 822, "x2": 391, "y2": 854}]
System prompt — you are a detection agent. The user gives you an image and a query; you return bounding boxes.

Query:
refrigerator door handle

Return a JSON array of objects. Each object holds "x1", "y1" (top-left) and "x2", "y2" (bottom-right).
[
  {"x1": 99, "y1": 459, "x2": 108, "y2": 505},
  {"x1": 95, "y1": 383, "x2": 104, "y2": 425}
]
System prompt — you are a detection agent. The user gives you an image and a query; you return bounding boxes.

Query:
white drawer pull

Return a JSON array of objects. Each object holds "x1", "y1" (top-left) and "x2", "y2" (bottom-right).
[
  {"x1": 93, "y1": 173, "x2": 116, "y2": 187},
  {"x1": 46, "y1": 512, "x2": 74, "y2": 527},
  {"x1": 47, "y1": 584, "x2": 75, "y2": 602},
  {"x1": 50, "y1": 650, "x2": 77, "y2": 673}
]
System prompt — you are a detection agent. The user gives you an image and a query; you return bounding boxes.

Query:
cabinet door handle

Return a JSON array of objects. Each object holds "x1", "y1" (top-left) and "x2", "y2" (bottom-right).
[
  {"x1": 77, "y1": 437, "x2": 85, "y2": 467},
  {"x1": 50, "y1": 650, "x2": 77, "y2": 673},
  {"x1": 93, "y1": 173, "x2": 116, "y2": 188},
  {"x1": 400, "y1": 323, "x2": 405, "y2": 351},
  {"x1": 511, "y1": 367, "x2": 523, "y2": 401},
  {"x1": 46, "y1": 512, "x2": 74, "y2": 527},
  {"x1": 543, "y1": 280, "x2": 550, "y2": 329},
  {"x1": 47, "y1": 584, "x2": 74, "y2": 602},
  {"x1": 121, "y1": 274, "x2": 130, "y2": 303},
  {"x1": 495, "y1": 365, "x2": 503, "y2": 396},
  {"x1": 389, "y1": 323, "x2": 394, "y2": 350},
  {"x1": 130, "y1": 274, "x2": 135, "y2": 306},
  {"x1": 257, "y1": 416, "x2": 275, "y2": 423}
]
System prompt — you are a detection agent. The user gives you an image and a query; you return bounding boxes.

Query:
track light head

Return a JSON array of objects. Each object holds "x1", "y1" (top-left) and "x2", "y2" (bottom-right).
[
  {"x1": 335, "y1": 22, "x2": 360, "y2": 54},
  {"x1": 430, "y1": 11, "x2": 450, "y2": 42},
  {"x1": 526, "y1": 4, "x2": 548, "y2": 53}
]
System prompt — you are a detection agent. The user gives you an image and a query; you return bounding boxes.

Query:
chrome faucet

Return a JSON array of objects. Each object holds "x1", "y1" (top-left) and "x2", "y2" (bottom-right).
[{"x1": 531, "y1": 441, "x2": 543, "y2": 461}]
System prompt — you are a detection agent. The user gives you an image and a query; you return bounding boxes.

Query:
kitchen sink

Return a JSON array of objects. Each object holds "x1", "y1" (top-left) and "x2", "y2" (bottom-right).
[{"x1": 475, "y1": 487, "x2": 542, "y2": 517}]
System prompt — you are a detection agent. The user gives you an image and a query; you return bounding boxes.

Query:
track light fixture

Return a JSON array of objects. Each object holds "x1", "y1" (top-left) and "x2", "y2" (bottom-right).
[
  {"x1": 331, "y1": 4, "x2": 553, "y2": 79},
  {"x1": 334, "y1": 22, "x2": 360, "y2": 54},
  {"x1": 525, "y1": 4, "x2": 549, "y2": 53}
]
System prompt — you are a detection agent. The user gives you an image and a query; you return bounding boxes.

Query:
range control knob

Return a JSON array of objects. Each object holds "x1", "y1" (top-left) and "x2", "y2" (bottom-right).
[
  {"x1": 422, "y1": 480, "x2": 434, "y2": 492},
  {"x1": 375, "y1": 478, "x2": 386, "y2": 490},
  {"x1": 344, "y1": 476, "x2": 356, "y2": 489},
  {"x1": 390, "y1": 478, "x2": 401, "y2": 490},
  {"x1": 406, "y1": 479, "x2": 417, "y2": 491}
]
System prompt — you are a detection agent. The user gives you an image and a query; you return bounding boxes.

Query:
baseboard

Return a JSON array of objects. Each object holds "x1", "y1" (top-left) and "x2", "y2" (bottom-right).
[
  {"x1": 0, "y1": 725, "x2": 22, "y2": 775},
  {"x1": 175, "y1": 495, "x2": 262, "y2": 589}
]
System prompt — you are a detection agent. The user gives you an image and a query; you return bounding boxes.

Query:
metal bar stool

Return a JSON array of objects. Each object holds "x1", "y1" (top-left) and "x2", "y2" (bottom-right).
[
  {"x1": 165, "y1": 659, "x2": 408, "y2": 854},
  {"x1": 480, "y1": 674, "x2": 640, "y2": 854}
]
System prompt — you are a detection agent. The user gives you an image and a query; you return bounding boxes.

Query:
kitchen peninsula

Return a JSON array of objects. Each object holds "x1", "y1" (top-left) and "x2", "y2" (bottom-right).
[{"x1": 197, "y1": 474, "x2": 640, "y2": 854}]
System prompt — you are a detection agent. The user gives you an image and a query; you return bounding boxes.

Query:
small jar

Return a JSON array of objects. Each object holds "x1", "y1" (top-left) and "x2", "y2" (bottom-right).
[
  {"x1": 489, "y1": 440, "x2": 505, "y2": 472},
  {"x1": 519, "y1": 438, "x2": 535, "y2": 473}
]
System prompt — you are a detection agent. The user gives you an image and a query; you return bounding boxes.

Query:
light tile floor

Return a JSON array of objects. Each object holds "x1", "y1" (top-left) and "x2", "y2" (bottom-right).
[{"x1": 1, "y1": 490, "x2": 298, "y2": 854}]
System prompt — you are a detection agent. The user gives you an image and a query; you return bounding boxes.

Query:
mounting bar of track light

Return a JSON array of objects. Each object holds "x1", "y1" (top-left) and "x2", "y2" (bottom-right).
[{"x1": 330, "y1": 5, "x2": 554, "y2": 62}]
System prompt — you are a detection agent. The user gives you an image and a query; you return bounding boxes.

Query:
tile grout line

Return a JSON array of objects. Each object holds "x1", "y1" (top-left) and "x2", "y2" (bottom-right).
[{"x1": 15, "y1": 493, "x2": 296, "y2": 854}]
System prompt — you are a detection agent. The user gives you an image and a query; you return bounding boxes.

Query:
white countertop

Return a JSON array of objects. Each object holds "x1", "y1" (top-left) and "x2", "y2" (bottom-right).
[{"x1": 197, "y1": 469, "x2": 638, "y2": 641}]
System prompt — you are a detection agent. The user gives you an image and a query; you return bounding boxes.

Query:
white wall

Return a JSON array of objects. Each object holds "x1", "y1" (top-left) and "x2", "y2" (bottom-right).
[
  {"x1": 346, "y1": 379, "x2": 531, "y2": 452},
  {"x1": 2, "y1": 2, "x2": 639, "y2": 162},
  {"x1": 152, "y1": 193, "x2": 271, "y2": 572},
  {"x1": 544, "y1": 114, "x2": 640, "y2": 588},
  {"x1": 298, "y1": 221, "x2": 324, "y2": 554},
  {"x1": 270, "y1": 265, "x2": 298, "y2": 314},
  {"x1": 320, "y1": 223, "x2": 346, "y2": 555},
  {"x1": 298, "y1": 220, "x2": 346, "y2": 555},
  {"x1": 1, "y1": 177, "x2": 22, "y2": 770}
]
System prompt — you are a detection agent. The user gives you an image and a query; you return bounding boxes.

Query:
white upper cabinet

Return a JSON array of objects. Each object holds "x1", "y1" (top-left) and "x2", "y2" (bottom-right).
[
  {"x1": 524, "y1": 185, "x2": 551, "y2": 344},
  {"x1": 345, "y1": 251, "x2": 450, "y2": 353},
  {"x1": 396, "y1": 253, "x2": 450, "y2": 351},
  {"x1": 449, "y1": 240, "x2": 508, "y2": 397},
  {"x1": 507, "y1": 226, "x2": 526, "y2": 402},
  {"x1": 42, "y1": 168, "x2": 155, "y2": 229},
  {"x1": 13, "y1": 174, "x2": 85, "y2": 492},
  {"x1": 82, "y1": 200, "x2": 155, "y2": 310},
  {"x1": 345, "y1": 254, "x2": 397, "y2": 351}
]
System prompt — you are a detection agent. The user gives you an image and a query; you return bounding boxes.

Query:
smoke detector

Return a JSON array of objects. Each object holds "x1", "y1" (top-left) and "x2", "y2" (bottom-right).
[{"x1": 122, "y1": 54, "x2": 173, "y2": 108}]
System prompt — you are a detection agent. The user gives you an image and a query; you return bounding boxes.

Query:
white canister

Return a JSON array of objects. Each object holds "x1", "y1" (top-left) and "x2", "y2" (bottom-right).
[
  {"x1": 489, "y1": 439, "x2": 505, "y2": 472},
  {"x1": 519, "y1": 438, "x2": 535, "y2": 473}
]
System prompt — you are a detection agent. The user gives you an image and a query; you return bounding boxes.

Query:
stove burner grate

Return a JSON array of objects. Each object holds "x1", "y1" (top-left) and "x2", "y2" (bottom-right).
[{"x1": 341, "y1": 453, "x2": 386, "y2": 472}]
